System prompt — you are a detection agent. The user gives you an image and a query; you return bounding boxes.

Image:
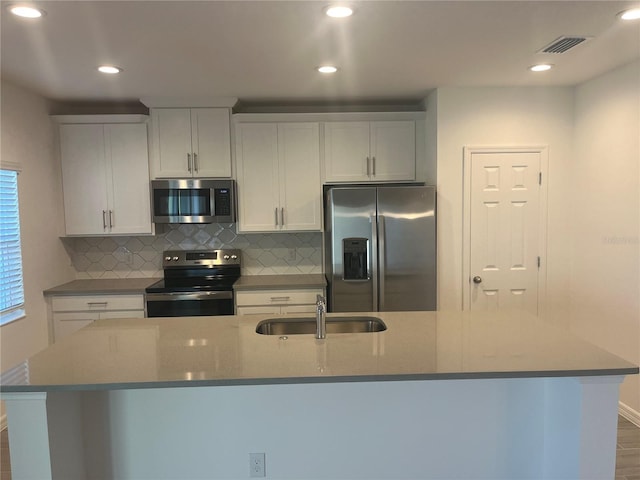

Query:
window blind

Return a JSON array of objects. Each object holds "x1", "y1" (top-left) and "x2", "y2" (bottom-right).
[{"x1": 0, "y1": 169, "x2": 25, "y2": 324}]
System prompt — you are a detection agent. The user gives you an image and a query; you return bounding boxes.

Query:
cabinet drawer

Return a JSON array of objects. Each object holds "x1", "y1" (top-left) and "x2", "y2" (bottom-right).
[
  {"x1": 235, "y1": 289, "x2": 323, "y2": 306},
  {"x1": 236, "y1": 305, "x2": 281, "y2": 316},
  {"x1": 51, "y1": 294, "x2": 144, "y2": 312},
  {"x1": 99, "y1": 310, "x2": 145, "y2": 320}
]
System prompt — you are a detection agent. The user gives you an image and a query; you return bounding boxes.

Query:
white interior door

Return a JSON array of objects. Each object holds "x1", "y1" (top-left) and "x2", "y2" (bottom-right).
[{"x1": 464, "y1": 147, "x2": 547, "y2": 314}]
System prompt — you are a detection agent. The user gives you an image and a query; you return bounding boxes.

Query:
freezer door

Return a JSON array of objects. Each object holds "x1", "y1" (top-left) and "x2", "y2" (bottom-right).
[
  {"x1": 377, "y1": 186, "x2": 437, "y2": 311},
  {"x1": 326, "y1": 188, "x2": 377, "y2": 312}
]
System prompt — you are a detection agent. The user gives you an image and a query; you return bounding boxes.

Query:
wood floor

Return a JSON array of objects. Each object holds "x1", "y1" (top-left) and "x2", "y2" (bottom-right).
[{"x1": 0, "y1": 416, "x2": 638, "y2": 479}]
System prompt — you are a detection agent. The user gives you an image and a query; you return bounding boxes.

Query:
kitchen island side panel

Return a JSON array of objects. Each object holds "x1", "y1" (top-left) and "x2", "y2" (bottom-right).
[{"x1": 7, "y1": 377, "x2": 616, "y2": 480}]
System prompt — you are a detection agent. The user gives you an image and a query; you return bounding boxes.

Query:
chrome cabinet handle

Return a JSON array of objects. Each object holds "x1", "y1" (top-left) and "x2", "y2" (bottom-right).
[
  {"x1": 87, "y1": 301, "x2": 108, "y2": 308},
  {"x1": 366, "y1": 156, "x2": 371, "y2": 176},
  {"x1": 193, "y1": 153, "x2": 198, "y2": 173},
  {"x1": 274, "y1": 208, "x2": 279, "y2": 226},
  {"x1": 372, "y1": 156, "x2": 376, "y2": 176},
  {"x1": 109, "y1": 210, "x2": 114, "y2": 228},
  {"x1": 187, "y1": 153, "x2": 192, "y2": 173},
  {"x1": 473, "y1": 276, "x2": 483, "y2": 284},
  {"x1": 280, "y1": 207, "x2": 284, "y2": 227},
  {"x1": 270, "y1": 296, "x2": 291, "y2": 302},
  {"x1": 102, "y1": 210, "x2": 107, "y2": 229}
]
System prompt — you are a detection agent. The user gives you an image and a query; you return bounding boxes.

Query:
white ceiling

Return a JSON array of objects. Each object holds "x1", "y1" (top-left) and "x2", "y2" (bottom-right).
[{"x1": 2, "y1": 0, "x2": 639, "y2": 106}]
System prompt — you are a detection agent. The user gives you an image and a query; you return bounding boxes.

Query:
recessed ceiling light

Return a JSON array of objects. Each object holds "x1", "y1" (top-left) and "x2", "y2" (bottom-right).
[
  {"x1": 9, "y1": 4, "x2": 44, "y2": 18},
  {"x1": 529, "y1": 64, "x2": 553, "y2": 72},
  {"x1": 620, "y1": 8, "x2": 640, "y2": 20},
  {"x1": 98, "y1": 65, "x2": 123, "y2": 74},
  {"x1": 317, "y1": 65, "x2": 338, "y2": 74},
  {"x1": 325, "y1": 5, "x2": 353, "y2": 18}
]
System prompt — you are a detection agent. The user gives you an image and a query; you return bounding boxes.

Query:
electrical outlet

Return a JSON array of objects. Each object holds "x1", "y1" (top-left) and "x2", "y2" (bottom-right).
[{"x1": 249, "y1": 452, "x2": 265, "y2": 477}]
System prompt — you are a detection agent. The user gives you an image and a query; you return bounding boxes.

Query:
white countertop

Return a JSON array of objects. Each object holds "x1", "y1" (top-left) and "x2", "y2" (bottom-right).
[
  {"x1": 233, "y1": 274, "x2": 326, "y2": 290},
  {"x1": 1, "y1": 311, "x2": 637, "y2": 392},
  {"x1": 43, "y1": 278, "x2": 161, "y2": 296}
]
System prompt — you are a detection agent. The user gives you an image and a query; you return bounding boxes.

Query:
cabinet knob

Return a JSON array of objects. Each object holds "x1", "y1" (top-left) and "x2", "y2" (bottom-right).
[{"x1": 473, "y1": 276, "x2": 482, "y2": 284}]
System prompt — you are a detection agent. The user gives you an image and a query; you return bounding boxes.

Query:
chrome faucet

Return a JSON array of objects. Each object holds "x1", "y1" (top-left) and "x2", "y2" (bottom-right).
[{"x1": 316, "y1": 294, "x2": 326, "y2": 339}]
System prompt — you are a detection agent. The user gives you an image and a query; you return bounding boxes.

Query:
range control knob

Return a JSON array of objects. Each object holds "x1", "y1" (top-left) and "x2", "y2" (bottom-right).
[
  {"x1": 172, "y1": 256, "x2": 179, "y2": 261},
  {"x1": 223, "y1": 255, "x2": 230, "y2": 260},
  {"x1": 231, "y1": 254, "x2": 238, "y2": 259},
  {"x1": 164, "y1": 256, "x2": 172, "y2": 261}
]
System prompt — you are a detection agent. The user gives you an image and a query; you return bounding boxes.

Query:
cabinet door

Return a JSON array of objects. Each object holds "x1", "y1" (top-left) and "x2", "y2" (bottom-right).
[
  {"x1": 235, "y1": 124, "x2": 280, "y2": 232},
  {"x1": 150, "y1": 108, "x2": 193, "y2": 178},
  {"x1": 106, "y1": 124, "x2": 153, "y2": 235},
  {"x1": 278, "y1": 123, "x2": 321, "y2": 231},
  {"x1": 323, "y1": 122, "x2": 370, "y2": 182},
  {"x1": 60, "y1": 124, "x2": 109, "y2": 235},
  {"x1": 370, "y1": 121, "x2": 416, "y2": 181},
  {"x1": 190, "y1": 109, "x2": 232, "y2": 177}
]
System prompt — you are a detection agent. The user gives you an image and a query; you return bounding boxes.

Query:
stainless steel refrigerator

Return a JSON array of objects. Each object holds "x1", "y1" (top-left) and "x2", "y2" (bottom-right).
[{"x1": 324, "y1": 185, "x2": 436, "y2": 312}]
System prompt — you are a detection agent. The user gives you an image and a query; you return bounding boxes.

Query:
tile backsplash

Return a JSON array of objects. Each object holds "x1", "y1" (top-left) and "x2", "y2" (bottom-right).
[{"x1": 62, "y1": 224, "x2": 323, "y2": 279}]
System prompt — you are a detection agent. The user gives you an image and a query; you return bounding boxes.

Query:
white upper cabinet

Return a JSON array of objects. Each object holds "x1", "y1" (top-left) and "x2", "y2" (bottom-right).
[
  {"x1": 149, "y1": 108, "x2": 231, "y2": 178},
  {"x1": 235, "y1": 122, "x2": 321, "y2": 233},
  {"x1": 324, "y1": 120, "x2": 416, "y2": 182},
  {"x1": 57, "y1": 116, "x2": 152, "y2": 236}
]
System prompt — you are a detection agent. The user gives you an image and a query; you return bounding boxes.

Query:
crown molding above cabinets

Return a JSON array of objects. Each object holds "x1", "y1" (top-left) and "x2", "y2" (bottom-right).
[{"x1": 140, "y1": 97, "x2": 238, "y2": 108}]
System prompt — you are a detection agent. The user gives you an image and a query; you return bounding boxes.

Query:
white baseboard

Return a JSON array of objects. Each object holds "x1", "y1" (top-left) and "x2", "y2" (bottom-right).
[{"x1": 619, "y1": 401, "x2": 640, "y2": 427}]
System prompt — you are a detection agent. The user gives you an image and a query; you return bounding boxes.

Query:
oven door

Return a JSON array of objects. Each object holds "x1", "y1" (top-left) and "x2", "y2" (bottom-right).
[{"x1": 145, "y1": 291, "x2": 234, "y2": 317}]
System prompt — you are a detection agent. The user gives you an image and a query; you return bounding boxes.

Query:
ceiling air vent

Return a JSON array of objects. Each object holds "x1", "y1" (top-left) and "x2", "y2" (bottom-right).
[{"x1": 539, "y1": 36, "x2": 591, "y2": 54}]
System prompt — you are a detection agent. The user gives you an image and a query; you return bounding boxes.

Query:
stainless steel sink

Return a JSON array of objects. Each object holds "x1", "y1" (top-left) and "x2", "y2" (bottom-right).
[{"x1": 255, "y1": 316, "x2": 387, "y2": 335}]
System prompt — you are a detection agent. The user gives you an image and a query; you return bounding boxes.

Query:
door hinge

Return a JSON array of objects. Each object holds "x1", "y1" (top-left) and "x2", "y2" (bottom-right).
[
  {"x1": 538, "y1": 172, "x2": 542, "y2": 185},
  {"x1": 537, "y1": 256, "x2": 541, "y2": 268}
]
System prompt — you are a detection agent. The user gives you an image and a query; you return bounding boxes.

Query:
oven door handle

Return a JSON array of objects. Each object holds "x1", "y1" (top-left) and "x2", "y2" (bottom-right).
[{"x1": 145, "y1": 291, "x2": 234, "y2": 302}]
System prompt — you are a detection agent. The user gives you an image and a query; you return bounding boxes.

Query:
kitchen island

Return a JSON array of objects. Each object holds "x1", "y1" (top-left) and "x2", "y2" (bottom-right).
[{"x1": 1, "y1": 311, "x2": 637, "y2": 480}]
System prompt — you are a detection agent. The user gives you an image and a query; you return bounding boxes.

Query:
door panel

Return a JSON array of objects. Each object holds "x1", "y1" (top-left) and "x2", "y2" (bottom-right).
[
  {"x1": 59, "y1": 124, "x2": 109, "y2": 235},
  {"x1": 191, "y1": 109, "x2": 231, "y2": 177},
  {"x1": 279, "y1": 123, "x2": 321, "y2": 231},
  {"x1": 377, "y1": 186, "x2": 437, "y2": 311},
  {"x1": 469, "y1": 151, "x2": 541, "y2": 314},
  {"x1": 235, "y1": 124, "x2": 280, "y2": 232},
  {"x1": 326, "y1": 188, "x2": 376, "y2": 312},
  {"x1": 152, "y1": 108, "x2": 192, "y2": 177},
  {"x1": 107, "y1": 124, "x2": 152, "y2": 234}
]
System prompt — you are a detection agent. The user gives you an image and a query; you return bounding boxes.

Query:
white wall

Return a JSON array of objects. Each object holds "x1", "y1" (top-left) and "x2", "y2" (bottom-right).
[
  {"x1": 0, "y1": 80, "x2": 75, "y2": 372},
  {"x1": 434, "y1": 86, "x2": 575, "y2": 321},
  {"x1": 571, "y1": 60, "x2": 640, "y2": 416}
]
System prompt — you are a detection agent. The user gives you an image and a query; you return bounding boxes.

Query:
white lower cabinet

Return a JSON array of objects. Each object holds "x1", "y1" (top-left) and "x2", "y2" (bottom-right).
[
  {"x1": 51, "y1": 294, "x2": 145, "y2": 343},
  {"x1": 235, "y1": 288, "x2": 324, "y2": 315}
]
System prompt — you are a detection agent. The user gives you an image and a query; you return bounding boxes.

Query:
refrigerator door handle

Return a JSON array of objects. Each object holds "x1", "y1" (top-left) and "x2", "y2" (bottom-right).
[
  {"x1": 378, "y1": 214, "x2": 386, "y2": 311},
  {"x1": 371, "y1": 214, "x2": 379, "y2": 311}
]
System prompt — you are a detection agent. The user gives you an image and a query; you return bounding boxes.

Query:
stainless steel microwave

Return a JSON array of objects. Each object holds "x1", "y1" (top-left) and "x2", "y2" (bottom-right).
[{"x1": 151, "y1": 179, "x2": 235, "y2": 224}]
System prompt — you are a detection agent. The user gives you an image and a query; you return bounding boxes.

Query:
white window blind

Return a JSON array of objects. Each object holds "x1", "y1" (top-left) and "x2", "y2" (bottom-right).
[{"x1": 0, "y1": 169, "x2": 25, "y2": 324}]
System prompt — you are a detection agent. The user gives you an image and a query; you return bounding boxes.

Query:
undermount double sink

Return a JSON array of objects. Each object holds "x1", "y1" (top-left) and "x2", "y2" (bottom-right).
[{"x1": 256, "y1": 316, "x2": 387, "y2": 336}]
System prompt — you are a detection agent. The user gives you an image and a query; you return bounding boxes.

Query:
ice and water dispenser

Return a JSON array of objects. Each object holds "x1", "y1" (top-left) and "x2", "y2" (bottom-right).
[{"x1": 342, "y1": 238, "x2": 369, "y2": 281}]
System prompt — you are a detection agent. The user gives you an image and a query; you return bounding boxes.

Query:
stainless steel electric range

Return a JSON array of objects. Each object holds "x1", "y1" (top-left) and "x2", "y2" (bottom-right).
[{"x1": 145, "y1": 249, "x2": 241, "y2": 317}]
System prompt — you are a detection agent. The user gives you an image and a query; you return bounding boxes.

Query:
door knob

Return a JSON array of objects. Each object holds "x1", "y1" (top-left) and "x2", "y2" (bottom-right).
[{"x1": 472, "y1": 276, "x2": 482, "y2": 284}]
